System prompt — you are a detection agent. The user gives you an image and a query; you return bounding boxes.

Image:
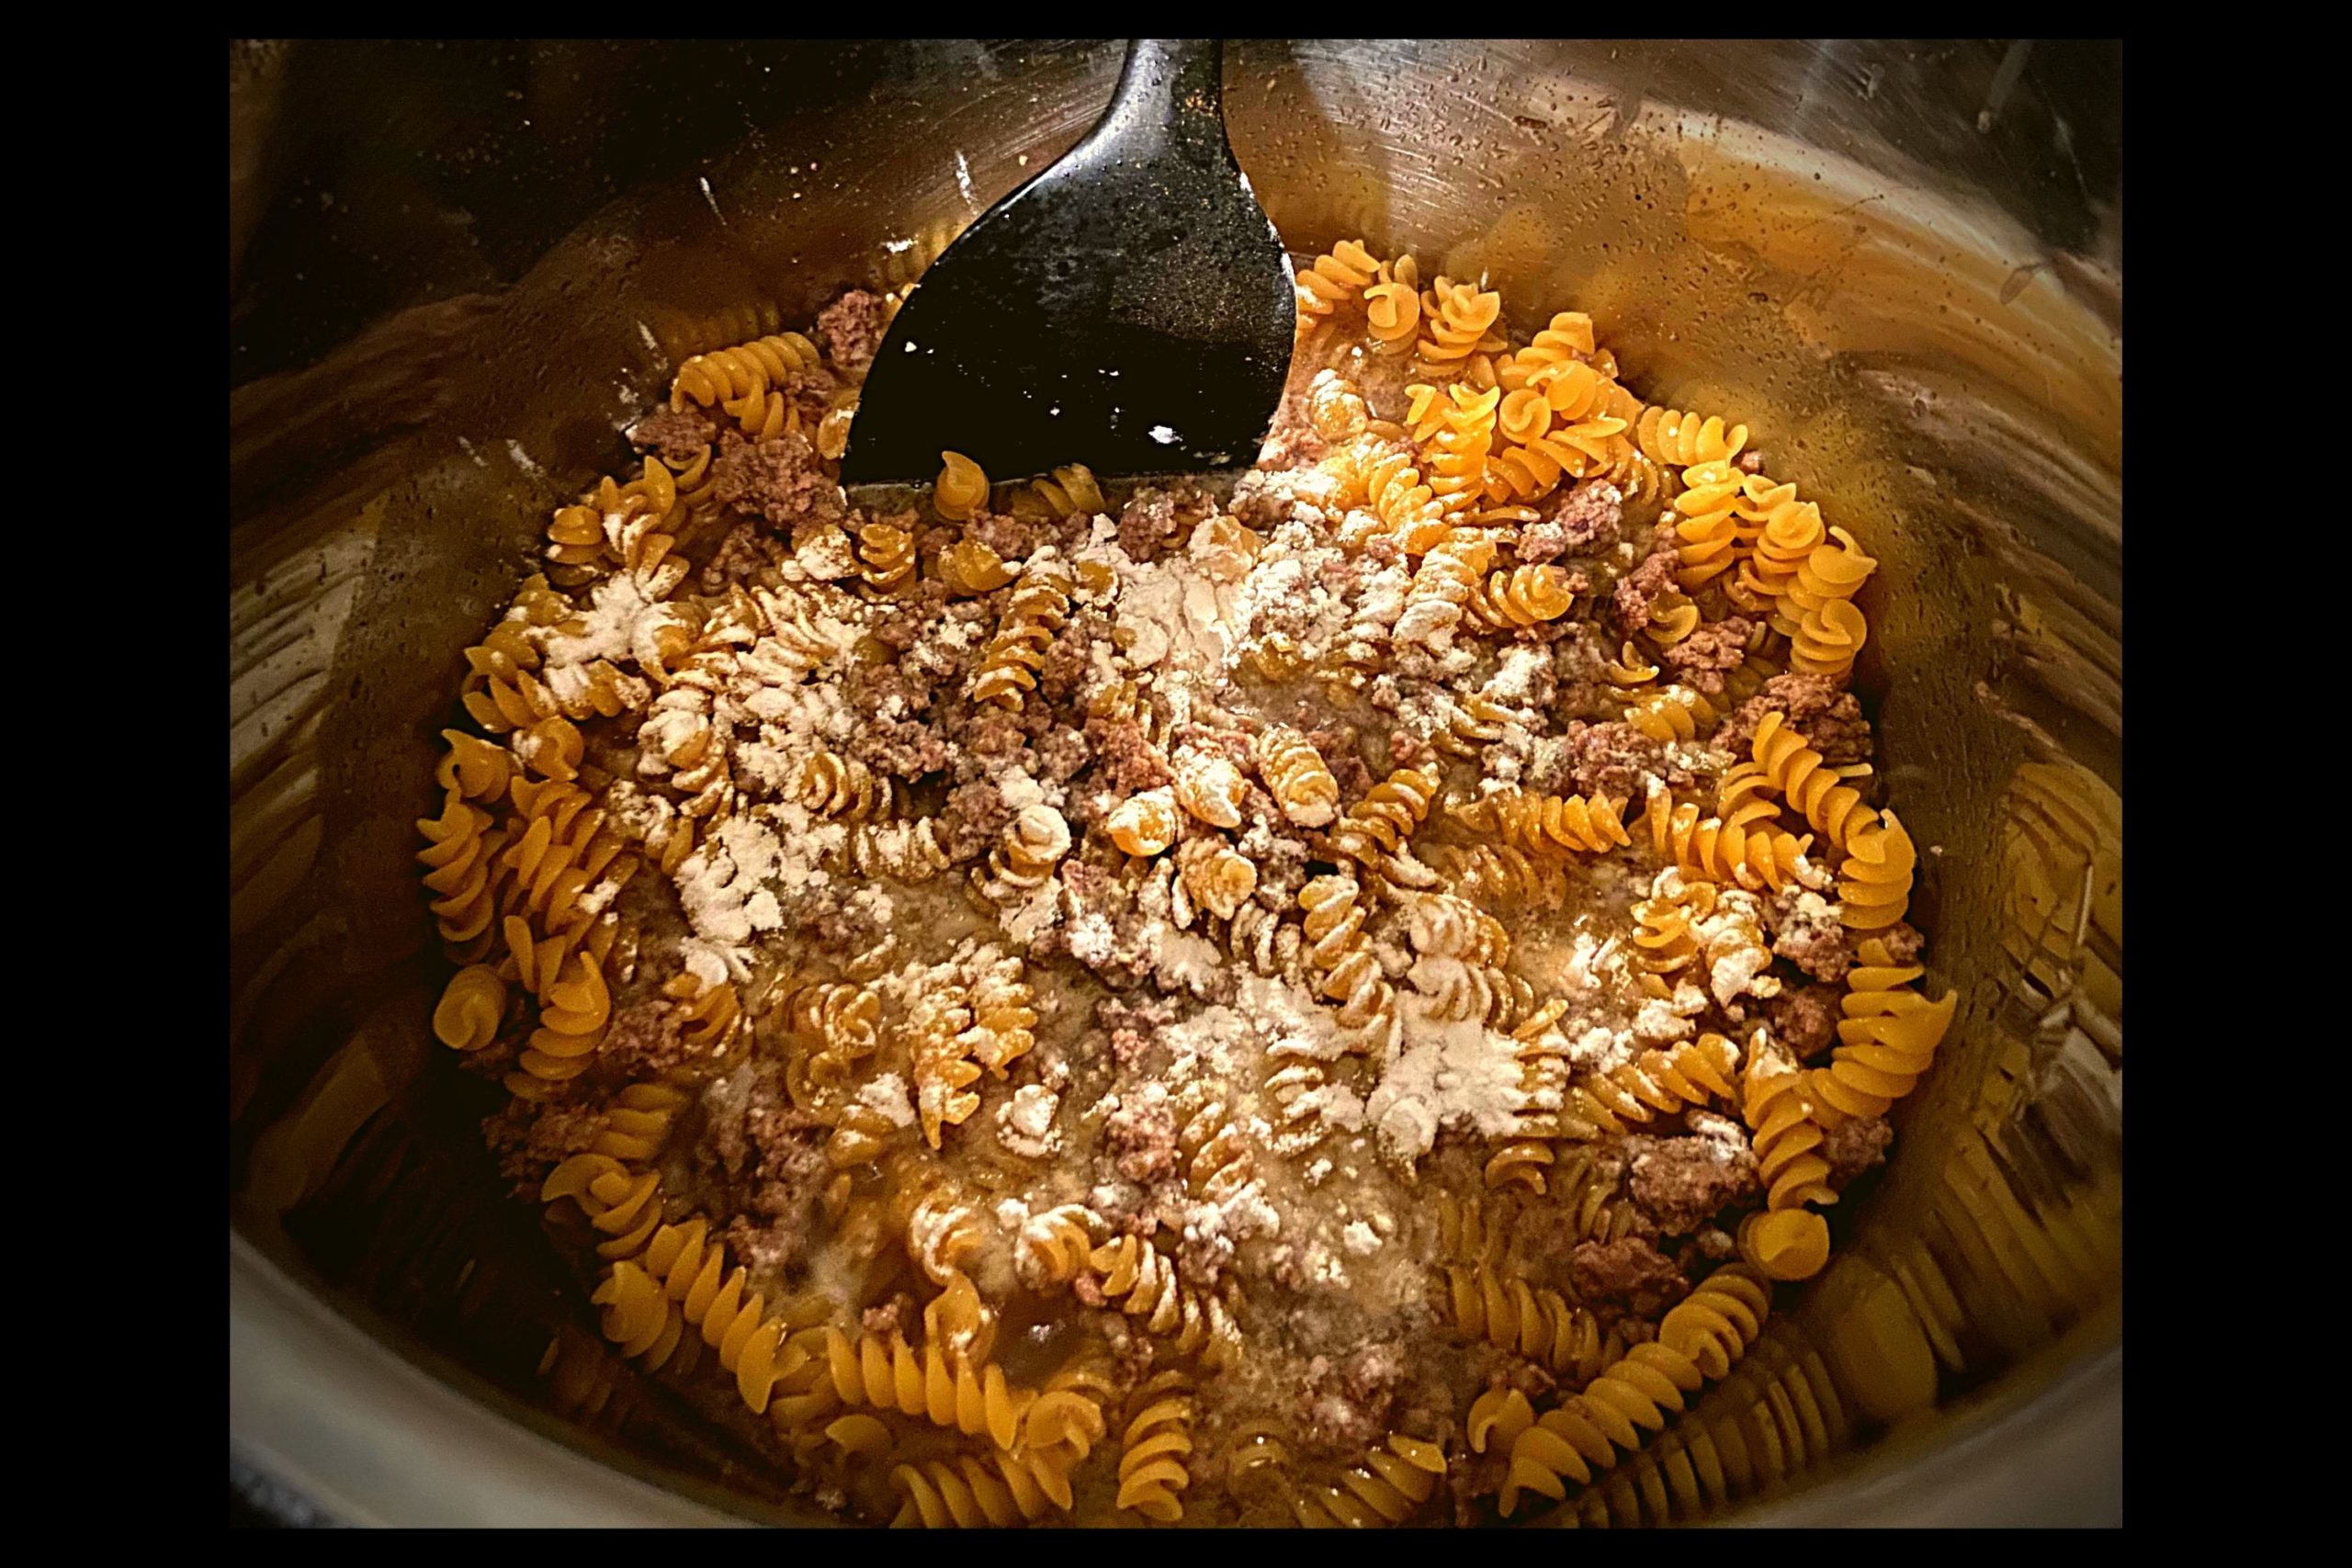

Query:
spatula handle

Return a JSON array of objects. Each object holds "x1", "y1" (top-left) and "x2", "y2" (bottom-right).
[{"x1": 1085, "y1": 39, "x2": 1227, "y2": 159}]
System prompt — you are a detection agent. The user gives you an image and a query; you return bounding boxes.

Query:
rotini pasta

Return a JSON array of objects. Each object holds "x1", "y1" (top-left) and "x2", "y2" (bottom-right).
[
  {"x1": 418, "y1": 247, "x2": 1958, "y2": 1528},
  {"x1": 1116, "y1": 1371, "x2": 1196, "y2": 1521},
  {"x1": 1254, "y1": 725, "x2": 1340, "y2": 828},
  {"x1": 933, "y1": 450, "x2": 989, "y2": 522}
]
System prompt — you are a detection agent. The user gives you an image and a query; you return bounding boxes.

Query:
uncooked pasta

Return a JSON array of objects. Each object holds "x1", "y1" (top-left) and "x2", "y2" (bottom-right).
[{"x1": 422, "y1": 230, "x2": 1954, "y2": 1527}]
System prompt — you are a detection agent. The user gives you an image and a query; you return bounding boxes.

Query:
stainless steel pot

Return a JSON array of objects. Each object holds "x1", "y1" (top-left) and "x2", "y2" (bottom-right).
[{"x1": 230, "y1": 39, "x2": 2121, "y2": 1527}]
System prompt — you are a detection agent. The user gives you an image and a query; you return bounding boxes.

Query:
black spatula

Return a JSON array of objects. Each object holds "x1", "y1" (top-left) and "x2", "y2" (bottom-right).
[{"x1": 841, "y1": 39, "x2": 1295, "y2": 491}]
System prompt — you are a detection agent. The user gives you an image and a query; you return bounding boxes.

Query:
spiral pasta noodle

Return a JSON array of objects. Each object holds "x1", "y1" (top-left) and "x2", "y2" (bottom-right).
[
  {"x1": 1740, "y1": 1051, "x2": 1837, "y2": 1215},
  {"x1": 933, "y1": 450, "x2": 989, "y2": 522},
  {"x1": 1749, "y1": 711, "x2": 1880, "y2": 849},
  {"x1": 1621, "y1": 682, "x2": 1716, "y2": 744},
  {"x1": 1837, "y1": 809, "x2": 1918, "y2": 931},
  {"x1": 670, "y1": 332, "x2": 821, "y2": 438},
  {"x1": 971, "y1": 557, "x2": 1073, "y2": 709},
  {"x1": 1494, "y1": 1266, "x2": 1770, "y2": 1516},
  {"x1": 1105, "y1": 789, "x2": 1181, "y2": 857},
  {"x1": 1429, "y1": 841, "x2": 1573, "y2": 912},
  {"x1": 1116, "y1": 1371, "x2": 1197, "y2": 1521},
  {"x1": 1416, "y1": 276, "x2": 1503, "y2": 372},
  {"x1": 1255, "y1": 724, "x2": 1341, "y2": 828},
  {"x1": 887, "y1": 1450, "x2": 1075, "y2": 1528},
  {"x1": 819, "y1": 1328, "x2": 1032, "y2": 1451},
  {"x1": 937, "y1": 536, "x2": 1018, "y2": 595},
  {"x1": 788, "y1": 751, "x2": 901, "y2": 822},
  {"x1": 1087, "y1": 1235, "x2": 1240, "y2": 1363},
  {"x1": 1770, "y1": 527, "x2": 1877, "y2": 683},
  {"x1": 1289, "y1": 1434, "x2": 1448, "y2": 1527},
  {"x1": 1669, "y1": 459, "x2": 1745, "y2": 590},
  {"x1": 1010, "y1": 462, "x2": 1105, "y2": 521},
  {"x1": 1634, "y1": 405, "x2": 1749, "y2": 468},
  {"x1": 1558, "y1": 1032, "x2": 1741, "y2": 1139},
  {"x1": 1449, "y1": 788, "x2": 1632, "y2": 859},
  {"x1": 1015, "y1": 1204, "x2": 1100, "y2": 1291},
  {"x1": 1645, "y1": 792, "x2": 1815, "y2": 895},
  {"x1": 417, "y1": 790, "x2": 511, "y2": 950},
  {"x1": 1431, "y1": 691, "x2": 1514, "y2": 758},
  {"x1": 1499, "y1": 312, "x2": 1605, "y2": 394},
  {"x1": 1306, "y1": 368, "x2": 1373, "y2": 441},
  {"x1": 1329, "y1": 765, "x2": 1441, "y2": 883},
  {"x1": 908, "y1": 984, "x2": 981, "y2": 1149},
  {"x1": 431, "y1": 963, "x2": 508, "y2": 1051},
  {"x1": 1419, "y1": 381, "x2": 1501, "y2": 515},
  {"x1": 852, "y1": 517, "x2": 915, "y2": 595},
  {"x1": 594, "y1": 1221, "x2": 811, "y2": 1414},
  {"x1": 503, "y1": 949, "x2": 612, "y2": 1100},
  {"x1": 1322, "y1": 434, "x2": 1446, "y2": 552},
  {"x1": 836, "y1": 816, "x2": 954, "y2": 884},
  {"x1": 776, "y1": 980, "x2": 882, "y2": 1104},
  {"x1": 1295, "y1": 239, "x2": 1380, "y2": 334},
  {"x1": 1469, "y1": 563, "x2": 1578, "y2": 629},
  {"x1": 1442, "y1": 1261, "x2": 1615, "y2": 1384},
  {"x1": 1630, "y1": 878, "x2": 1709, "y2": 980},
  {"x1": 987, "y1": 804, "x2": 1071, "y2": 892},
  {"x1": 1726, "y1": 477, "x2": 1824, "y2": 610},
  {"x1": 1809, "y1": 937, "x2": 1959, "y2": 1123},
  {"x1": 1362, "y1": 253, "x2": 1422, "y2": 350}
]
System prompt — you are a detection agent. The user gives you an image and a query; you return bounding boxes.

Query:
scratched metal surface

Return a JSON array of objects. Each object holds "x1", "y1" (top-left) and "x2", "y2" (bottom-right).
[{"x1": 230, "y1": 39, "x2": 2120, "y2": 1527}]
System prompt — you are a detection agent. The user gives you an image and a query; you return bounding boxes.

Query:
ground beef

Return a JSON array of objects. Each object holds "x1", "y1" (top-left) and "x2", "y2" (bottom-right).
[
  {"x1": 1332, "y1": 1343, "x2": 1407, "y2": 1440},
  {"x1": 628, "y1": 405, "x2": 718, "y2": 467},
  {"x1": 936, "y1": 779, "x2": 1012, "y2": 863},
  {"x1": 962, "y1": 710, "x2": 1031, "y2": 761},
  {"x1": 962, "y1": 508, "x2": 1050, "y2": 560},
  {"x1": 699, "y1": 518, "x2": 790, "y2": 592},
  {"x1": 1118, "y1": 488, "x2": 1182, "y2": 558},
  {"x1": 1770, "y1": 891, "x2": 1854, "y2": 983},
  {"x1": 1104, "y1": 1027, "x2": 1150, "y2": 1069},
  {"x1": 1102, "y1": 1097, "x2": 1180, "y2": 1184},
  {"x1": 1766, "y1": 984, "x2": 1842, "y2": 1061},
  {"x1": 1034, "y1": 722, "x2": 1091, "y2": 784},
  {"x1": 1659, "y1": 615, "x2": 1757, "y2": 695},
  {"x1": 1084, "y1": 716, "x2": 1172, "y2": 795},
  {"x1": 1254, "y1": 387, "x2": 1329, "y2": 471},
  {"x1": 1609, "y1": 531, "x2": 1681, "y2": 638},
  {"x1": 1873, "y1": 922, "x2": 1928, "y2": 966},
  {"x1": 1529, "y1": 719, "x2": 1688, "y2": 801},
  {"x1": 860, "y1": 1298, "x2": 907, "y2": 1340},
  {"x1": 484, "y1": 1100, "x2": 604, "y2": 1191},
  {"x1": 1314, "y1": 552, "x2": 1363, "y2": 601},
  {"x1": 710, "y1": 429, "x2": 842, "y2": 525},
  {"x1": 815, "y1": 288, "x2": 889, "y2": 376},
  {"x1": 1719, "y1": 673, "x2": 1872, "y2": 766},
  {"x1": 1569, "y1": 1235, "x2": 1690, "y2": 1318},
  {"x1": 1292, "y1": 1348, "x2": 1396, "y2": 1456},
  {"x1": 1625, "y1": 1113, "x2": 1761, "y2": 1235},
  {"x1": 1520, "y1": 479, "x2": 1624, "y2": 564},
  {"x1": 1821, "y1": 1115, "x2": 1894, "y2": 1183},
  {"x1": 744, "y1": 1100, "x2": 829, "y2": 1206},
  {"x1": 598, "y1": 998, "x2": 691, "y2": 1077},
  {"x1": 1037, "y1": 621, "x2": 1094, "y2": 707},
  {"x1": 1307, "y1": 724, "x2": 1374, "y2": 801},
  {"x1": 865, "y1": 579, "x2": 951, "y2": 651},
  {"x1": 838, "y1": 663, "x2": 948, "y2": 777}
]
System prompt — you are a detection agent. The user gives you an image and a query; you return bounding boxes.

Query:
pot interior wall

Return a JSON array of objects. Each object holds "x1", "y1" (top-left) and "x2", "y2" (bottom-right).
[{"x1": 230, "y1": 39, "x2": 2120, "y2": 1525}]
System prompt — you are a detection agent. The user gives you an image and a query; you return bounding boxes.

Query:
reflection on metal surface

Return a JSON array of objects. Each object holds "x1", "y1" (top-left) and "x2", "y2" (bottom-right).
[{"x1": 229, "y1": 39, "x2": 2121, "y2": 1526}]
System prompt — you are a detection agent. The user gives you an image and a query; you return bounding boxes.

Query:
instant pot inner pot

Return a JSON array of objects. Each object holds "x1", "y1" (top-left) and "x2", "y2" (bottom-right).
[{"x1": 230, "y1": 39, "x2": 2120, "y2": 1527}]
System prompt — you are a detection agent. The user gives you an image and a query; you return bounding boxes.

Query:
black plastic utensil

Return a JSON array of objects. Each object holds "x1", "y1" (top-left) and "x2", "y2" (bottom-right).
[{"x1": 841, "y1": 39, "x2": 1295, "y2": 491}]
